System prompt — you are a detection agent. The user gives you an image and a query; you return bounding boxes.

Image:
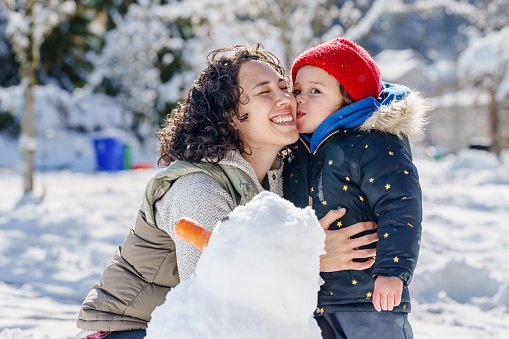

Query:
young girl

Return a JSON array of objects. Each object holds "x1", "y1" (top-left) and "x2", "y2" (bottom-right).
[{"x1": 284, "y1": 37, "x2": 430, "y2": 339}]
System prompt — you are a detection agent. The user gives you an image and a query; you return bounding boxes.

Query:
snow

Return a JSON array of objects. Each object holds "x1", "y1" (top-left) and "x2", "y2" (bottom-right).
[
  {"x1": 0, "y1": 84, "x2": 158, "y2": 172},
  {"x1": 146, "y1": 192, "x2": 324, "y2": 339},
  {"x1": 374, "y1": 49, "x2": 427, "y2": 82},
  {"x1": 0, "y1": 1, "x2": 508, "y2": 336},
  {"x1": 0, "y1": 148, "x2": 509, "y2": 338},
  {"x1": 457, "y1": 25, "x2": 509, "y2": 100}
]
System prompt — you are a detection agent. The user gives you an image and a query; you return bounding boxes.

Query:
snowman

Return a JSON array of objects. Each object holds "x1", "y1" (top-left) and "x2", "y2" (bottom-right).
[{"x1": 145, "y1": 191, "x2": 325, "y2": 339}]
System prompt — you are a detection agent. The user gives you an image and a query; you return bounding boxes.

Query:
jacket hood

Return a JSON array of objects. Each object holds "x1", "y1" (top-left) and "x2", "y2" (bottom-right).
[
  {"x1": 359, "y1": 90, "x2": 431, "y2": 139},
  {"x1": 302, "y1": 83, "x2": 431, "y2": 153}
]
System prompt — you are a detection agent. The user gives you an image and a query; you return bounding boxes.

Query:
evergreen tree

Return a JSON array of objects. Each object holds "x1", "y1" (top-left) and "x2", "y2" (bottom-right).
[
  {"x1": 38, "y1": 0, "x2": 137, "y2": 91},
  {"x1": 86, "y1": 0, "x2": 195, "y2": 139}
]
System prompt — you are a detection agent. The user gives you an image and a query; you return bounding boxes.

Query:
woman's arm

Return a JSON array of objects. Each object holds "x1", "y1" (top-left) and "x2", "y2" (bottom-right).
[
  {"x1": 155, "y1": 172, "x2": 235, "y2": 281},
  {"x1": 319, "y1": 209, "x2": 378, "y2": 272}
]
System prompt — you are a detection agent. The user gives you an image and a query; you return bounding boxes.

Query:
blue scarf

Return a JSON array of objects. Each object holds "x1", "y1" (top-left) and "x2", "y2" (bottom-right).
[{"x1": 302, "y1": 82, "x2": 411, "y2": 153}]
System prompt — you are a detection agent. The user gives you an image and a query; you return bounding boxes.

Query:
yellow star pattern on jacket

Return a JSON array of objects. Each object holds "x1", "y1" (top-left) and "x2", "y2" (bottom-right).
[{"x1": 306, "y1": 142, "x2": 420, "y2": 311}]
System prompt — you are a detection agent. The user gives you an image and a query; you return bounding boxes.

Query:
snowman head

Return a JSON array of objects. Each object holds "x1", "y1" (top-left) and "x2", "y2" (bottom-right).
[{"x1": 195, "y1": 191, "x2": 325, "y2": 325}]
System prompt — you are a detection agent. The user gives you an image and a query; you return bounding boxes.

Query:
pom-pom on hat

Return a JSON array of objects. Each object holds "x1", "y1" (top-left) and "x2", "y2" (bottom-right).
[{"x1": 291, "y1": 38, "x2": 382, "y2": 102}]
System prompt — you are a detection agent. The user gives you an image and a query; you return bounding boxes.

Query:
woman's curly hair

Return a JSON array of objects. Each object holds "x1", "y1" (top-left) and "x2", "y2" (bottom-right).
[{"x1": 158, "y1": 44, "x2": 286, "y2": 167}]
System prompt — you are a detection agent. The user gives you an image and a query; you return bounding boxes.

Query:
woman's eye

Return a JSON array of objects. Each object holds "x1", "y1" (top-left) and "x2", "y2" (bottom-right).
[
  {"x1": 311, "y1": 88, "x2": 321, "y2": 94},
  {"x1": 292, "y1": 89, "x2": 301, "y2": 95},
  {"x1": 280, "y1": 86, "x2": 289, "y2": 92}
]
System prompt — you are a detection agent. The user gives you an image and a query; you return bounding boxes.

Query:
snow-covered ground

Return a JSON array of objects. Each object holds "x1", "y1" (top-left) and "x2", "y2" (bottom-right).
[{"x1": 1, "y1": 149, "x2": 509, "y2": 338}]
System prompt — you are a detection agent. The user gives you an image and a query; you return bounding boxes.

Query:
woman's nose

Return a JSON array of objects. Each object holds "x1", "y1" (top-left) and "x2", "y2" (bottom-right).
[{"x1": 276, "y1": 90, "x2": 294, "y2": 106}]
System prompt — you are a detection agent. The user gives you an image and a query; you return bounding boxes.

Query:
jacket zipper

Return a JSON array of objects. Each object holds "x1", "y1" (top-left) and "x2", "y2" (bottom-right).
[
  {"x1": 312, "y1": 130, "x2": 340, "y2": 155},
  {"x1": 301, "y1": 130, "x2": 341, "y2": 208}
]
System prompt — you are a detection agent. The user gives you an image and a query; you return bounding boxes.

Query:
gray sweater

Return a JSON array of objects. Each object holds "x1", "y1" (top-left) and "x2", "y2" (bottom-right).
[{"x1": 155, "y1": 150, "x2": 284, "y2": 281}]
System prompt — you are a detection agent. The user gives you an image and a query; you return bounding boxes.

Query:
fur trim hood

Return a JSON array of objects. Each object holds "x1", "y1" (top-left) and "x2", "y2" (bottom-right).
[{"x1": 359, "y1": 91, "x2": 432, "y2": 139}]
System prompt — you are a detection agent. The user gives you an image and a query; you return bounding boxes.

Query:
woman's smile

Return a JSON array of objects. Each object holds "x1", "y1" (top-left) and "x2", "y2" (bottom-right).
[{"x1": 270, "y1": 112, "x2": 295, "y2": 124}]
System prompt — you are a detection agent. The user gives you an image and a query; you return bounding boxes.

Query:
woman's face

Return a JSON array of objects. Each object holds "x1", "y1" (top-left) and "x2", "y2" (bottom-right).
[{"x1": 233, "y1": 60, "x2": 299, "y2": 153}]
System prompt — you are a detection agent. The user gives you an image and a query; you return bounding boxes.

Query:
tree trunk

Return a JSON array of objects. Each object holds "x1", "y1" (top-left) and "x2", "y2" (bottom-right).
[
  {"x1": 20, "y1": 43, "x2": 40, "y2": 194},
  {"x1": 21, "y1": 80, "x2": 35, "y2": 194}
]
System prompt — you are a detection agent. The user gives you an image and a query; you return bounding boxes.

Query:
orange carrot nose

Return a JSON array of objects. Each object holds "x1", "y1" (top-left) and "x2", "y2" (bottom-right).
[{"x1": 175, "y1": 217, "x2": 212, "y2": 250}]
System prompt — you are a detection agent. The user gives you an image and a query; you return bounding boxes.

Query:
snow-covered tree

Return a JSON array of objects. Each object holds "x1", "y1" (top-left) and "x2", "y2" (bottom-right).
[
  {"x1": 0, "y1": 0, "x2": 76, "y2": 194},
  {"x1": 458, "y1": 26, "x2": 509, "y2": 156},
  {"x1": 38, "y1": 1, "x2": 101, "y2": 90},
  {"x1": 0, "y1": 8, "x2": 17, "y2": 87},
  {"x1": 87, "y1": 0, "x2": 197, "y2": 139},
  {"x1": 179, "y1": 0, "x2": 485, "y2": 70}
]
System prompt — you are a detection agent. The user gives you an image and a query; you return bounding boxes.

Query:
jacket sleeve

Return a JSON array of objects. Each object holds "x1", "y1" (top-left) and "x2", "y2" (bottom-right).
[
  {"x1": 155, "y1": 172, "x2": 235, "y2": 281},
  {"x1": 357, "y1": 134, "x2": 422, "y2": 286}
]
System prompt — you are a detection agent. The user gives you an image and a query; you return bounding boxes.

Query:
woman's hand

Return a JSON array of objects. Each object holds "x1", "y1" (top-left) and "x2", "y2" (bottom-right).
[{"x1": 319, "y1": 209, "x2": 378, "y2": 272}]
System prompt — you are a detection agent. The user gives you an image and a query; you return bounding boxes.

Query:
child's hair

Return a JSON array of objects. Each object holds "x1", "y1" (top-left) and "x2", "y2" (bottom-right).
[
  {"x1": 158, "y1": 44, "x2": 286, "y2": 167},
  {"x1": 339, "y1": 84, "x2": 354, "y2": 109},
  {"x1": 291, "y1": 37, "x2": 381, "y2": 102}
]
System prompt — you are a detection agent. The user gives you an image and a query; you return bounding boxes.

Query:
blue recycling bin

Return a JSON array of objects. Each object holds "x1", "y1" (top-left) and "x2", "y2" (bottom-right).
[{"x1": 93, "y1": 137, "x2": 125, "y2": 171}]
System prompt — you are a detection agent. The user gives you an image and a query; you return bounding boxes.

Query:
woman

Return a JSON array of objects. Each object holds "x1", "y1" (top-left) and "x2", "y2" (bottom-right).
[{"x1": 76, "y1": 44, "x2": 377, "y2": 339}]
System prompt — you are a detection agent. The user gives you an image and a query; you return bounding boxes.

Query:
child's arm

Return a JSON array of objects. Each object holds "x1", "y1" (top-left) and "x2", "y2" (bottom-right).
[
  {"x1": 372, "y1": 276, "x2": 403, "y2": 312},
  {"x1": 358, "y1": 134, "x2": 422, "y2": 288}
]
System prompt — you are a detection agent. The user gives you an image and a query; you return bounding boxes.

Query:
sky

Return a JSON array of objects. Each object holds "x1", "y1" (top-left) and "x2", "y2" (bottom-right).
[{"x1": 1, "y1": 143, "x2": 509, "y2": 338}]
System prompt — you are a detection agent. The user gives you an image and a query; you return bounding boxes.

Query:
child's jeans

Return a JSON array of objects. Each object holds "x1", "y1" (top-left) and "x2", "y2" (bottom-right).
[{"x1": 316, "y1": 311, "x2": 413, "y2": 339}]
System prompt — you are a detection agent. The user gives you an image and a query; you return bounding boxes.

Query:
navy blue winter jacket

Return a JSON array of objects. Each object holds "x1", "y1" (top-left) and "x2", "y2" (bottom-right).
[{"x1": 283, "y1": 89, "x2": 429, "y2": 314}]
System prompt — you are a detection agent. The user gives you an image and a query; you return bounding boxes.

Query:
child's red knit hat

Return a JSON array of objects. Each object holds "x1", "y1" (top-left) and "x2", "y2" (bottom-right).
[{"x1": 291, "y1": 38, "x2": 382, "y2": 101}]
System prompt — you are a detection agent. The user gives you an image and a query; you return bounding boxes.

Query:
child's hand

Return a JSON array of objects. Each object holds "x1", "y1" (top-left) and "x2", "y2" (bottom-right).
[{"x1": 372, "y1": 276, "x2": 403, "y2": 312}]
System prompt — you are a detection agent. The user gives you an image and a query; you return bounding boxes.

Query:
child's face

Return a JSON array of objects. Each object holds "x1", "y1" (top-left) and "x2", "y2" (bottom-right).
[{"x1": 292, "y1": 65, "x2": 344, "y2": 134}]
